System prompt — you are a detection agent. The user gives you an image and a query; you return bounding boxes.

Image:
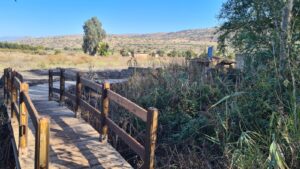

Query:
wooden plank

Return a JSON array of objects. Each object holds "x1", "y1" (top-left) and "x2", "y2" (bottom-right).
[
  {"x1": 60, "y1": 69, "x2": 65, "y2": 104},
  {"x1": 81, "y1": 77, "x2": 102, "y2": 92},
  {"x1": 79, "y1": 99, "x2": 101, "y2": 117},
  {"x1": 52, "y1": 71, "x2": 60, "y2": 76},
  {"x1": 15, "y1": 71, "x2": 23, "y2": 82},
  {"x1": 106, "y1": 117, "x2": 145, "y2": 158},
  {"x1": 26, "y1": 79, "x2": 133, "y2": 169},
  {"x1": 23, "y1": 92, "x2": 40, "y2": 129},
  {"x1": 19, "y1": 83, "x2": 29, "y2": 155},
  {"x1": 143, "y1": 108, "x2": 159, "y2": 169},
  {"x1": 75, "y1": 72, "x2": 82, "y2": 118},
  {"x1": 13, "y1": 76, "x2": 21, "y2": 90},
  {"x1": 35, "y1": 117, "x2": 50, "y2": 169},
  {"x1": 107, "y1": 89, "x2": 147, "y2": 122},
  {"x1": 8, "y1": 123, "x2": 21, "y2": 169},
  {"x1": 49, "y1": 70, "x2": 53, "y2": 101},
  {"x1": 11, "y1": 71, "x2": 17, "y2": 118},
  {"x1": 100, "y1": 82, "x2": 110, "y2": 142},
  {"x1": 12, "y1": 102, "x2": 20, "y2": 121},
  {"x1": 64, "y1": 71, "x2": 76, "y2": 81}
]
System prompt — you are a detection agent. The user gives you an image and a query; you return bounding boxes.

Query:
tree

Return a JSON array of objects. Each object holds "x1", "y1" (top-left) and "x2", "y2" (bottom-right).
[
  {"x1": 82, "y1": 17, "x2": 106, "y2": 55},
  {"x1": 218, "y1": 0, "x2": 299, "y2": 68},
  {"x1": 217, "y1": 1, "x2": 300, "y2": 168}
]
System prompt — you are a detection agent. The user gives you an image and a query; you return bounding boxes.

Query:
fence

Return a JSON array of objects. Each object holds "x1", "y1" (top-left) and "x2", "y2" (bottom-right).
[
  {"x1": 3, "y1": 68, "x2": 50, "y2": 169},
  {"x1": 49, "y1": 68, "x2": 159, "y2": 169}
]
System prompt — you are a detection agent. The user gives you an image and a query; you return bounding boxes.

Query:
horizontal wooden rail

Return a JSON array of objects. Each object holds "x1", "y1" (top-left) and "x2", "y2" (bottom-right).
[
  {"x1": 13, "y1": 76, "x2": 22, "y2": 90},
  {"x1": 4, "y1": 68, "x2": 50, "y2": 169},
  {"x1": 81, "y1": 77, "x2": 102, "y2": 92},
  {"x1": 23, "y1": 92, "x2": 40, "y2": 129},
  {"x1": 52, "y1": 71, "x2": 60, "y2": 76},
  {"x1": 64, "y1": 71, "x2": 76, "y2": 81},
  {"x1": 12, "y1": 102, "x2": 20, "y2": 120},
  {"x1": 8, "y1": 123, "x2": 21, "y2": 169},
  {"x1": 79, "y1": 99, "x2": 101, "y2": 116},
  {"x1": 107, "y1": 89, "x2": 148, "y2": 122},
  {"x1": 15, "y1": 71, "x2": 23, "y2": 82},
  {"x1": 49, "y1": 68, "x2": 159, "y2": 169},
  {"x1": 106, "y1": 117, "x2": 145, "y2": 157}
]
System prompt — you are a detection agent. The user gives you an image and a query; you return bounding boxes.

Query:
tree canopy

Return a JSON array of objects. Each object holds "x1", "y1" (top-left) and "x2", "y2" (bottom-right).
[{"x1": 82, "y1": 17, "x2": 106, "y2": 55}]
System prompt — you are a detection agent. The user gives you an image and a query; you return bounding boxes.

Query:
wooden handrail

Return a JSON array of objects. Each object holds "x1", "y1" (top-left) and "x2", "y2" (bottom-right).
[
  {"x1": 4, "y1": 68, "x2": 50, "y2": 169},
  {"x1": 107, "y1": 89, "x2": 148, "y2": 122},
  {"x1": 23, "y1": 92, "x2": 40, "y2": 129},
  {"x1": 81, "y1": 77, "x2": 102, "y2": 92},
  {"x1": 49, "y1": 68, "x2": 159, "y2": 169}
]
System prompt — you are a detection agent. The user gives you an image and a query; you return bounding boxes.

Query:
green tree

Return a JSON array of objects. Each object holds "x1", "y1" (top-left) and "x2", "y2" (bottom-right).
[
  {"x1": 217, "y1": 0, "x2": 300, "y2": 168},
  {"x1": 97, "y1": 42, "x2": 109, "y2": 56},
  {"x1": 82, "y1": 17, "x2": 106, "y2": 55}
]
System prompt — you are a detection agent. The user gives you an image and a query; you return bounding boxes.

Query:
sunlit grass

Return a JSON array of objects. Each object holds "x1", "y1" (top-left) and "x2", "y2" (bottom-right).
[{"x1": 0, "y1": 49, "x2": 184, "y2": 72}]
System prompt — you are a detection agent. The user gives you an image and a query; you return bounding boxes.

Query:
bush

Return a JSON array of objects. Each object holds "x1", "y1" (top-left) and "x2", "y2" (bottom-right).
[
  {"x1": 110, "y1": 59, "x2": 300, "y2": 168},
  {"x1": 120, "y1": 48, "x2": 131, "y2": 57},
  {"x1": 97, "y1": 42, "x2": 109, "y2": 56},
  {"x1": 0, "y1": 42, "x2": 44, "y2": 51},
  {"x1": 54, "y1": 50, "x2": 62, "y2": 55}
]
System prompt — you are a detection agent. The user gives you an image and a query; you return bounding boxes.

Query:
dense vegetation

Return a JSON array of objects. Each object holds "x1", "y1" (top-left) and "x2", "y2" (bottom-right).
[
  {"x1": 0, "y1": 42, "x2": 46, "y2": 51},
  {"x1": 82, "y1": 17, "x2": 106, "y2": 56},
  {"x1": 110, "y1": 0, "x2": 300, "y2": 168}
]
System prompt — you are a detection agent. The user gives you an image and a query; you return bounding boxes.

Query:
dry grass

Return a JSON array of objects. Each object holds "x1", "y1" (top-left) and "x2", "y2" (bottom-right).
[{"x1": 0, "y1": 49, "x2": 185, "y2": 72}]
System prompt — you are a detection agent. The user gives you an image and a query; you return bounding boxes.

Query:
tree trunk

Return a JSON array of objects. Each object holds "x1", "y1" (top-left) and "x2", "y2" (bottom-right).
[{"x1": 279, "y1": 0, "x2": 294, "y2": 69}]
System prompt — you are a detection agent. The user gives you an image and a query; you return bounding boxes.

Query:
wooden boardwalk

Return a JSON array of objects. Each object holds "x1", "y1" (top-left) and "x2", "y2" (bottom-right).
[
  {"x1": 4, "y1": 68, "x2": 158, "y2": 169},
  {"x1": 15, "y1": 82, "x2": 132, "y2": 169}
]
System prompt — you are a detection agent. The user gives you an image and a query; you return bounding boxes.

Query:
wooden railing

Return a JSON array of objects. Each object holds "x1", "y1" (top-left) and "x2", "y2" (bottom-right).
[
  {"x1": 49, "y1": 68, "x2": 159, "y2": 169},
  {"x1": 3, "y1": 68, "x2": 50, "y2": 169}
]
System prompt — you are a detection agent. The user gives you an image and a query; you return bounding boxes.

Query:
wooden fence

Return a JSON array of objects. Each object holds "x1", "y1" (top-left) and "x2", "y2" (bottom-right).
[
  {"x1": 3, "y1": 68, "x2": 50, "y2": 169},
  {"x1": 49, "y1": 68, "x2": 159, "y2": 169}
]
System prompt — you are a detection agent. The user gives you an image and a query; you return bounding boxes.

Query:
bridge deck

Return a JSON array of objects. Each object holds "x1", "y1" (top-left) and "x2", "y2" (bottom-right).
[{"x1": 14, "y1": 83, "x2": 132, "y2": 169}]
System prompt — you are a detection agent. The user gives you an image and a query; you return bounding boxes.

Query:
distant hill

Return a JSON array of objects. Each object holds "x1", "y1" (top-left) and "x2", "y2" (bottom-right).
[{"x1": 15, "y1": 28, "x2": 218, "y2": 53}]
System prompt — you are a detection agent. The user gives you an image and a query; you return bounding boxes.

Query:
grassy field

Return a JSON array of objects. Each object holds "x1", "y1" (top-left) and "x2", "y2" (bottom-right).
[{"x1": 0, "y1": 48, "x2": 185, "y2": 72}]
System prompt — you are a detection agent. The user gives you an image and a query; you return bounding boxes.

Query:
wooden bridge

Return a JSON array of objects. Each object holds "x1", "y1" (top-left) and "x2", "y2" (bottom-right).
[{"x1": 3, "y1": 68, "x2": 158, "y2": 169}]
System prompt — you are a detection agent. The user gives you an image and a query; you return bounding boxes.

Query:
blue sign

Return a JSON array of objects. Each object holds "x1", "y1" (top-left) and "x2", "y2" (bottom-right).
[{"x1": 208, "y1": 46, "x2": 213, "y2": 60}]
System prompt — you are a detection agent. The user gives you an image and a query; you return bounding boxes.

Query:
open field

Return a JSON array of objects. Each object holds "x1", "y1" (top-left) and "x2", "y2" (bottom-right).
[
  {"x1": 15, "y1": 28, "x2": 218, "y2": 54},
  {"x1": 0, "y1": 48, "x2": 185, "y2": 72}
]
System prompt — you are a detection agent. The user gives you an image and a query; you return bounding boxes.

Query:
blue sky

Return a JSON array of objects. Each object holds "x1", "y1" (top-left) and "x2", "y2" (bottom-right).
[{"x1": 0, "y1": 0, "x2": 225, "y2": 37}]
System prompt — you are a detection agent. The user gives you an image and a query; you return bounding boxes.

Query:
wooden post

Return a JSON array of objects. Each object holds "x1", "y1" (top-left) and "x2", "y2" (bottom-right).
[
  {"x1": 100, "y1": 82, "x2": 110, "y2": 142},
  {"x1": 35, "y1": 117, "x2": 50, "y2": 169},
  {"x1": 3, "y1": 68, "x2": 7, "y2": 104},
  {"x1": 6, "y1": 68, "x2": 12, "y2": 106},
  {"x1": 48, "y1": 70, "x2": 53, "y2": 101},
  {"x1": 75, "y1": 72, "x2": 82, "y2": 118},
  {"x1": 11, "y1": 70, "x2": 17, "y2": 118},
  {"x1": 144, "y1": 107, "x2": 159, "y2": 169},
  {"x1": 59, "y1": 69, "x2": 65, "y2": 105},
  {"x1": 19, "y1": 83, "x2": 29, "y2": 155}
]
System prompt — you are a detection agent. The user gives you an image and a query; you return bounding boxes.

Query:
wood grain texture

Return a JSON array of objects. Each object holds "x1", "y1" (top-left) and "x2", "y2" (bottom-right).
[
  {"x1": 107, "y1": 89, "x2": 147, "y2": 122},
  {"x1": 15, "y1": 83, "x2": 133, "y2": 169}
]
